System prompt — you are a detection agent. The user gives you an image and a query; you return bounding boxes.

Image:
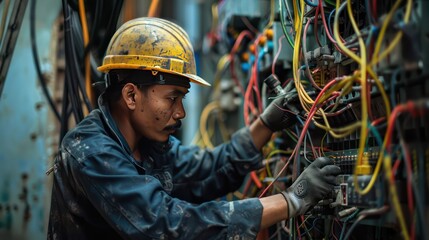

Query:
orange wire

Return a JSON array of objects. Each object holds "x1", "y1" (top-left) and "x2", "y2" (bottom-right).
[
  {"x1": 78, "y1": 0, "x2": 94, "y2": 108},
  {"x1": 148, "y1": 0, "x2": 161, "y2": 17}
]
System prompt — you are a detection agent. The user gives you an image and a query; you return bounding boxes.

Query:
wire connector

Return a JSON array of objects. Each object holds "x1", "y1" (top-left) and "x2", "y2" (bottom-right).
[{"x1": 356, "y1": 152, "x2": 372, "y2": 175}]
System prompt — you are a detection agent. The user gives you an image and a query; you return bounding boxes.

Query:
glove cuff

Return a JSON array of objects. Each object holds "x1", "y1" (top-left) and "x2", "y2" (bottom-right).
[
  {"x1": 259, "y1": 115, "x2": 276, "y2": 132},
  {"x1": 281, "y1": 190, "x2": 302, "y2": 218}
]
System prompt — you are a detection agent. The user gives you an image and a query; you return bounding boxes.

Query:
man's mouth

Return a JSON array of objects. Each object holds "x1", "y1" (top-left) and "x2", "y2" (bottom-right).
[{"x1": 164, "y1": 120, "x2": 182, "y2": 132}]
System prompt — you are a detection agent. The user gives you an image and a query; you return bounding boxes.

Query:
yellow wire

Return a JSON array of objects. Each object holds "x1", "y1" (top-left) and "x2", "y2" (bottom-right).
[
  {"x1": 210, "y1": 3, "x2": 219, "y2": 34},
  {"x1": 320, "y1": 131, "x2": 328, "y2": 157},
  {"x1": 344, "y1": 0, "x2": 369, "y2": 168},
  {"x1": 213, "y1": 54, "x2": 230, "y2": 92},
  {"x1": 292, "y1": 0, "x2": 299, "y2": 30},
  {"x1": 370, "y1": 0, "x2": 402, "y2": 64},
  {"x1": 384, "y1": 156, "x2": 410, "y2": 240},
  {"x1": 190, "y1": 130, "x2": 201, "y2": 145},
  {"x1": 349, "y1": 88, "x2": 391, "y2": 200},
  {"x1": 351, "y1": 0, "x2": 406, "y2": 195},
  {"x1": 199, "y1": 101, "x2": 220, "y2": 148},
  {"x1": 293, "y1": 0, "x2": 316, "y2": 114},
  {"x1": 370, "y1": 1, "x2": 412, "y2": 232},
  {"x1": 265, "y1": 149, "x2": 292, "y2": 178},
  {"x1": 263, "y1": 0, "x2": 276, "y2": 30},
  {"x1": 314, "y1": 11, "x2": 412, "y2": 240},
  {"x1": 314, "y1": 120, "x2": 361, "y2": 138},
  {"x1": 370, "y1": 0, "x2": 412, "y2": 66},
  {"x1": 368, "y1": 70, "x2": 391, "y2": 118}
]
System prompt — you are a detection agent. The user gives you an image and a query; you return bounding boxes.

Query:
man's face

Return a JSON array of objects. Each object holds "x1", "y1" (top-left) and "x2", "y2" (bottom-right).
[{"x1": 131, "y1": 84, "x2": 189, "y2": 142}]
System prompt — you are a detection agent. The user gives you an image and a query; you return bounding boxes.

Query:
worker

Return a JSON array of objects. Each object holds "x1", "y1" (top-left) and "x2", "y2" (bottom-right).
[{"x1": 47, "y1": 17, "x2": 341, "y2": 239}]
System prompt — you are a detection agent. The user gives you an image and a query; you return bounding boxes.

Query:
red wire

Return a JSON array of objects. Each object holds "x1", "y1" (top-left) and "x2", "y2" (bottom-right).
[
  {"x1": 392, "y1": 157, "x2": 401, "y2": 176},
  {"x1": 291, "y1": 78, "x2": 342, "y2": 180},
  {"x1": 251, "y1": 35, "x2": 263, "y2": 112},
  {"x1": 244, "y1": 74, "x2": 255, "y2": 126},
  {"x1": 260, "y1": 78, "x2": 343, "y2": 198},
  {"x1": 230, "y1": 30, "x2": 254, "y2": 96},
  {"x1": 371, "y1": 117, "x2": 386, "y2": 126},
  {"x1": 271, "y1": 35, "x2": 286, "y2": 77},
  {"x1": 318, "y1": 1, "x2": 338, "y2": 44},
  {"x1": 372, "y1": 0, "x2": 377, "y2": 20},
  {"x1": 303, "y1": 18, "x2": 324, "y2": 91},
  {"x1": 314, "y1": 4, "x2": 322, "y2": 47},
  {"x1": 250, "y1": 171, "x2": 263, "y2": 189},
  {"x1": 243, "y1": 35, "x2": 264, "y2": 126},
  {"x1": 296, "y1": 218, "x2": 302, "y2": 240},
  {"x1": 385, "y1": 101, "x2": 418, "y2": 240},
  {"x1": 318, "y1": 1, "x2": 349, "y2": 55}
]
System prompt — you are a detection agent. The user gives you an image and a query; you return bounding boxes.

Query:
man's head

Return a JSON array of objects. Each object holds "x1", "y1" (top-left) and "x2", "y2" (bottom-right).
[
  {"x1": 97, "y1": 17, "x2": 211, "y2": 143},
  {"x1": 105, "y1": 70, "x2": 189, "y2": 142}
]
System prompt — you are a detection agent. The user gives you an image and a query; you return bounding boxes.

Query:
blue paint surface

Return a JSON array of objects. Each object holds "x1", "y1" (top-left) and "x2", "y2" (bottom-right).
[{"x1": 0, "y1": 0, "x2": 60, "y2": 239}]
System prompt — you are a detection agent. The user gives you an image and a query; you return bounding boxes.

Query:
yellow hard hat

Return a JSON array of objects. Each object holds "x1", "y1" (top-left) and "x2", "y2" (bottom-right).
[{"x1": 97, "y1": 17, "x2": 211, "y2": 87}]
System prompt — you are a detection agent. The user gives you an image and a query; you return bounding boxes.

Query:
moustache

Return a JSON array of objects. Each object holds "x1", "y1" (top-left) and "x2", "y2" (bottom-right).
[{"x1": 164, "y1": 120, "x2": 182, "y2": 131}]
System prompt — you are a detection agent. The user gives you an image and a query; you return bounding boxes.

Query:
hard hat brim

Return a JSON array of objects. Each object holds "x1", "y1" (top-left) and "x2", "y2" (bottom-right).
[{"x1": 97, "y1": 64, "x2": 211, "y2": 87}]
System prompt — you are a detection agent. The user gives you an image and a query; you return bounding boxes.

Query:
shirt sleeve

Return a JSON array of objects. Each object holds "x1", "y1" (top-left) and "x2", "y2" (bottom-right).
[
  {"x1": 170, "y1": 127, "x2": 263, "y2": 202},
  {"x1": 65, "y1": 143, "x2": 263, "y2": 240}
]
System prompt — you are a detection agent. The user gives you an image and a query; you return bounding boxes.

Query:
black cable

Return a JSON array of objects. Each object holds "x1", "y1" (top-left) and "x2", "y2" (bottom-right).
[
  {"x1": 87, "y1": 0, "x2": 102, "y2": 53},
  {"x1": 30, "y1": 0, "x2": 61, "y2": 121},
  {"x1": 343, "y1": 206, "x2": 389, "y2": 240},
  {"x1": 59, "y1": 71, "x2": 69, "y2": 142},
  {"x1": 69, "y1": 8, "x2": 92, "y2": 112},
  {"x1": 98, "y1": 0, "x2": 123, "y2": 57},
  {"x1": 343, "y1": 215, "x2": 365, "y2": 240},
  {"x1": 62, "y1": 0, "x2": 84, "y2": 122},
  {"x1": 0, "y1": 0, "x2": 28, "y2": 97},
  {"x1": 65, "y1": 0, "x2": 95, "y2": 120}
]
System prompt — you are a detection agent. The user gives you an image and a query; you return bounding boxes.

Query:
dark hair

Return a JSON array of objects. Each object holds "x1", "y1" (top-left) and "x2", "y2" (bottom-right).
[{"x1": 104, "y1": 69, "x2": 151, "y2": 104}]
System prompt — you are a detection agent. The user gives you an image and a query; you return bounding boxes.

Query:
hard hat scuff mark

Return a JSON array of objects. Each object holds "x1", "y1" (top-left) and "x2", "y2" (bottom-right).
[
  {"x1": 159, "y1": 48, "x2": 168, "y2": 55},
  {"x1": 137, "y1": 35, "x2": 147, "y2": 44},
  {"x1": 119, "y1": 49, "x2": 129, "y2": 55},
  {"x1": 150, "y1": 30, "x2": 160, "y2": 49}
]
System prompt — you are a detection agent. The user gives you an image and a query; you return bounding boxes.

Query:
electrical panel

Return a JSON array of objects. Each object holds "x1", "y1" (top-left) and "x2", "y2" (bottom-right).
[{"x1": 201, "y1": 0, "x2": 429, "y2": 239}]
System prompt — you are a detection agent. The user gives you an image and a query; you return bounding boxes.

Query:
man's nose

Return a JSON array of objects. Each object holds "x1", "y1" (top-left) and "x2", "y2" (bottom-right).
[{"x1": 173, "y1": 101, "x2": 186, "y2": 120}]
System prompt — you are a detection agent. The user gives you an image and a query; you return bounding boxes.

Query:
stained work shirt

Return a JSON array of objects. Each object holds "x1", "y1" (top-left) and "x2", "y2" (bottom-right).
[{"x1": 48, "y1": 95, "x2": 264, "y2": 240}]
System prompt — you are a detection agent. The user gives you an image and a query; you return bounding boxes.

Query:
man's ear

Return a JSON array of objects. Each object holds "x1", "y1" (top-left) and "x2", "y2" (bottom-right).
[{"x1": 121, "y1": 83, "x2": 138, "y2": 110}]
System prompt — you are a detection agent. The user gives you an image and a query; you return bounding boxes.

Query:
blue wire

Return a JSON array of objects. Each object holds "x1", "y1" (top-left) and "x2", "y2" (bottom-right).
[
  {"x1": 339, "y1": 210, "x2": 360, "y2": 240},
  {"x1": 367, "y1": 122, "x2": 384, "y2": 147},
  {"x1": 390, "y1": 68, "x2": 401, "y2": 107},
  {"x1": 304, "y1": 0, "x2": 318, "y2": 8},
  {"x1": 328, "y1": 8, "x2": 336, "y2": 41},
  {"x1": 364, "y1": 0, "x2": 376, "y2": 24}
]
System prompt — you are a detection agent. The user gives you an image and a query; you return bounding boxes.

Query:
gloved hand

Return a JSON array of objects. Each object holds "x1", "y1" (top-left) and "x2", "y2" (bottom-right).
[
  {"x1": 259, "y1": 89, "x2": 301, "y2": 132},
  {"x1": 281, "y1": 157, "x2": 341, "y2": 217}
]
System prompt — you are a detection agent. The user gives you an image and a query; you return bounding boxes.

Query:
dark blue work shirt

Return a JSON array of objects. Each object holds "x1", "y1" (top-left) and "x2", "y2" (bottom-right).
[{"x1": 47, "y1": 95, "x2": 264, "y2": 239}]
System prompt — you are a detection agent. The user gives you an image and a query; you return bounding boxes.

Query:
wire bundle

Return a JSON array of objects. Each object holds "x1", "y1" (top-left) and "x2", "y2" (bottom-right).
[{"x1": 203, "y1": 0, "x2": 427, "y2": 239}]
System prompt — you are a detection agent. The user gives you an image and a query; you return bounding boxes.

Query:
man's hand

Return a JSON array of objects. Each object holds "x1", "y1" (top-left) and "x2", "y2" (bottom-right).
[
  {"x1": 259, "y1": 90, "x2": 301, "y2": 132},
  {"x1": 281, "y1": 157, "x2": 341, "y2": 217}
]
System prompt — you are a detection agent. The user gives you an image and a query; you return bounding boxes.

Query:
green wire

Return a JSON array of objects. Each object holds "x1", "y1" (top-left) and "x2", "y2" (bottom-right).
[
  {"x1": 325, "y1": 0, "x2": 336, "y2": 6},
  {"x1": 285, "y1": 128, "x2": 298, "y2": 143},
  {"x1": 279, "y1": 0, "x2": 295, "y2": 48}
]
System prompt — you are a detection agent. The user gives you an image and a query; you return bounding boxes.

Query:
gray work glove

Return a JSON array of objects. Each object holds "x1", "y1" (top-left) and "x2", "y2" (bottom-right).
[
  {"x1": 259, "y1": 90, "x2": 300, "y2": 132},
  {"x1": 281, "y1": 157, "x2": 341, "y2": 217}
]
